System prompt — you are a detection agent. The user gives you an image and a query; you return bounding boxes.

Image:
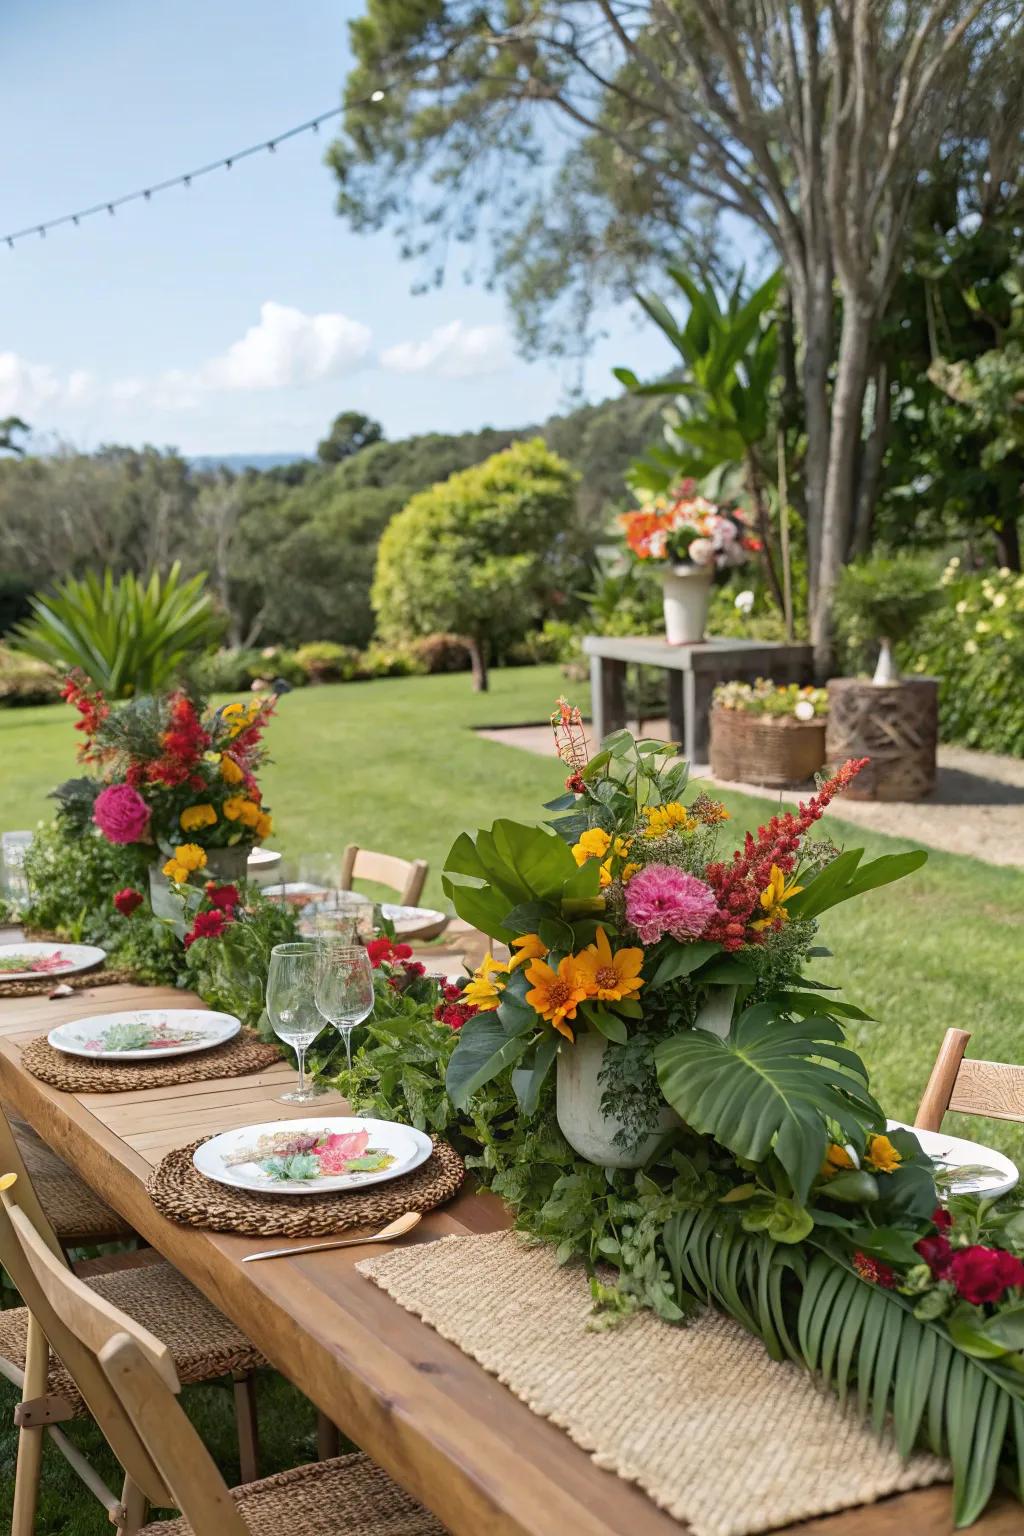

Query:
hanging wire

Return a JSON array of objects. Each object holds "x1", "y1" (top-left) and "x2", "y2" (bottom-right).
[{"x1": 1, "y1": 86, "x2": 391, "y2": 249}]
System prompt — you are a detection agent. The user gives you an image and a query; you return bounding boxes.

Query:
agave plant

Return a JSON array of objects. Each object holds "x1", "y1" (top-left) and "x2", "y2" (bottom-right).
[
  {"x1": 664, "y1": 1209, "x2": 1024, "y2": 1526},
  {"x1": 16, "y1": 564, "x2": 219, "y2": 697}
]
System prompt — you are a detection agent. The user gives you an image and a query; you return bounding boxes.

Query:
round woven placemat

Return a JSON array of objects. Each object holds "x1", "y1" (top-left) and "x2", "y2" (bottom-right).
[
  {"x1": 0, "y1": 967, "x2": 138, "y2": 1000},
  {"x1": 146, "y1": 1134, "x2": 465, "y2": 1237},
  {"x1": 21, "y1": 1030, "x2": 283, "y2": 1093}
]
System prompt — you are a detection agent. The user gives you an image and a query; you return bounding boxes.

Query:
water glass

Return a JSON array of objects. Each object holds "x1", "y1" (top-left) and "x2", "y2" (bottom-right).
[
  {"x1": 265, "y1": 942, "x2": 326, "y2": 1104},
  {"x1": 314, "y1": 942, "x2": 375, "y2": 1074},
  {"x1": 1, "y1": 831, "x2": 34, "y2": 912},
  {"x1": 310, "y1": 889, "x2": 375, "y2": 944}
]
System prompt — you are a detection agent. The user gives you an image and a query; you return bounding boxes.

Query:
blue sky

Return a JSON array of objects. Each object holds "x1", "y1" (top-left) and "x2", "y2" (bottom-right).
[{"x1": 0, "y1": 0, "x2": 677, "y2": 456}]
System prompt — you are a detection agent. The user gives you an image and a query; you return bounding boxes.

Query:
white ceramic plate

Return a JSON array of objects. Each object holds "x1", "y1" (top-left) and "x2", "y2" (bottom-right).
[
  {"x1": 0, "y1": 942, "x2": 106, "y2": 981},
  {"x1": 381, "y1": 904, "x2": 449, "y2": 938},
  {"x1": 263, "y1": 881, "x2": 329, "y2": 905},
  {"x1": 887, "y1": 1119, "x2": 1019, "y2": 1199},
  {"x1": 193, "y1": 1116, "x2": 432, "y2": 1195},
  {"x1": 247, "y1": 847, "x2": 282, "y2": 868},
  {"x1": 49, "y1": 1009, "x2": 240, "y2": 1061}
]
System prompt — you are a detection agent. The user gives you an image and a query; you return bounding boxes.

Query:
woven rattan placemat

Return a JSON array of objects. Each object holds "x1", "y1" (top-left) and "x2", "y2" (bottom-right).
[
  {"x1": 21, "y1": 1030, "x2": 283, "y2": 1093},
  {"x1": 360, "y1": 1230, "x2": 950, "y2": 1536},
  {"x1": 0, "y1": 967, "x2": 138, "y2": 999},
  {"x1": 147, "y1": 1135, "x2": 465, "y2": 1237}
]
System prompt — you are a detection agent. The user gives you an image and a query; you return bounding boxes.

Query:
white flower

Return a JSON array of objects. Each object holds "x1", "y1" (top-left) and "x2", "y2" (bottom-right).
[
  {"x1": 993, "y1": 591, "x2": 1007, "y2": 608},
  {"x1": 976, "y1": 621, "x2": 990, "y2": 634},
  {"x1": 964, "y1": 639, "x2": 978, "y2": 655},
  {"x1": 687, "y1": 537, "x2": 715, "y2": 566},
  {"x1": 999, "y1": 567, "x2": 1011, "y2": 578},
  {"x1": 794, "y1": 699, "x2": 816, "y2": 722},
  {"x1": 955, "y1": 600, "x2": 968, "y2": 614},
  {"x1": 948, "y1": 556, "x2": 961, "y2": 568},
  {"x1": 734, "y1": 589, "x2": 755, "y2": 614}
]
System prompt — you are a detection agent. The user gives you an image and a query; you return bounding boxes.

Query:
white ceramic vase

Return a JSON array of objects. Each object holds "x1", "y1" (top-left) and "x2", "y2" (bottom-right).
[
  {"x1": 660, "y1": 564, "x2": 714, "y2": 645},
  {"x1": 148, "y1": 844, "x2": 251, "y2": 930},
  {"x1": 556, "y1": 1030, "x2": 681, "y2": 1169},
  {"x1": 872, "y1": 637, "x2": 900, "y2": 685}
]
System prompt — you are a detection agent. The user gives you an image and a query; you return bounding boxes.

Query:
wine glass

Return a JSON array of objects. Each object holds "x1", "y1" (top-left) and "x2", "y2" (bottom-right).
[
  {"x1": 265, "y1": 942, "x2": 326, "y2": 1104},
  {"x1": 311, "y1": 890, "x2": 375, "y2": 944},
  {"x1": 314, "y1": 942, "x2": 375, "y2": 1074}
]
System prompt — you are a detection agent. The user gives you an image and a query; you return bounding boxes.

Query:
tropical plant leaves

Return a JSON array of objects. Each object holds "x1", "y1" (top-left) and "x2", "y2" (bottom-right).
[
  {"x1": 442, "y1": 819, "x2": 581, "y2": 941},
  {"x1": 787, "y1": 848, "x2": 928, "y2": 921},
  {"x1": 654, "y1": 1004, "x2": 883, "y2": 1202},
  {"x1": 444, "y1": 1012, "x2": 530, "y2": 1109}
]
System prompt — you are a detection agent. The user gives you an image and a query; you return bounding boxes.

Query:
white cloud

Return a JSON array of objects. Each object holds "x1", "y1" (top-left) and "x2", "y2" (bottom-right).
[
  {"x1": 0, "y1": 352, "x2": 96, "y2": 416},
  {"x1": 380, "y1": 320, "x2": 512, "y2": 379},
  {"x1": 198, "y1": 301, "x2": 373, "y2": 391}
]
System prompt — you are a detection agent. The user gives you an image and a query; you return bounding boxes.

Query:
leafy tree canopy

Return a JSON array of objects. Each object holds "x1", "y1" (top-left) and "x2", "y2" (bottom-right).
[{"x1": 316, "y1": 410, "x2": 385, "y2": 463}]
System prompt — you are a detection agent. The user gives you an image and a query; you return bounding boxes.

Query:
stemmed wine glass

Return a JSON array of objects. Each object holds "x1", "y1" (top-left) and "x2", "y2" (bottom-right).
[
  {"x1": 314, "y1": 942, "x2": 375, "y2": 1074},
  {"x1": 265, "y1": 942, "x2": 326, "y2": 1104}
]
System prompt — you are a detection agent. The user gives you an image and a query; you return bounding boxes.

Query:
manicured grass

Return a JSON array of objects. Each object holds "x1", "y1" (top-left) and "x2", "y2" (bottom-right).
[{"x1": 1, "y1": 665, "x2": 1024, "y2": 1528}]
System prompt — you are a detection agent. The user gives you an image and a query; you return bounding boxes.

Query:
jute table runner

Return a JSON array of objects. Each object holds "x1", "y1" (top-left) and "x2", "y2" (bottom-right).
[
  {"x1": 22, "y1": 1030, "x2": 282, "y2": 1092},
  {"x1": 0, "y1": 967, "x2": 137, "y2": 1000},
  {"x1": 148, "y1": 1136, "x2": 465, "y2": 1237},
  {"x1": 360, "y1": 1230, "x2": 949, "y2": 1536}
]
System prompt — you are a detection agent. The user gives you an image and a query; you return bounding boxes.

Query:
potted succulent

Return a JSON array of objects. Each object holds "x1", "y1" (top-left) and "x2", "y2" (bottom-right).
[
  {"x1": 619, "y1": 481, "x2": 760, "y2": 644},
  {"x1": 710, "y1": 679, "x2": 828, "y2": 787},
  {"x1": 829, "y1": 557, "x2": 942, "y2": 801}
]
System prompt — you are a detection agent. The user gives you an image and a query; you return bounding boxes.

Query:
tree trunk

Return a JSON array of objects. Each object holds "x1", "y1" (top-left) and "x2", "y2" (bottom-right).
[
  {"x1": 850, "y1": 359, "x2": 890, "y2": 560},
  {"x1": 798, "y1": 274, "x2": 834, "y2": 619},
  {"x1": 743, "y1": 448, "x2": 786, "y2": 615},
  {"x1": 994, "y1": 509, "x2": 1021, "y2": 573},
  {"x1": 467, "y1": 634, "x2": 489, "y2": 692},
  {"x1": 812, "y1": 301, "x2": 875, "y2": 677}
]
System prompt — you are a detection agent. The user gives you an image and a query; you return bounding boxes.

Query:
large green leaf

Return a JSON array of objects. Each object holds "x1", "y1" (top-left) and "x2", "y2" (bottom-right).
[
  {"x1": 445, "y1": 1013, "x2": 530, "y2": 1109},
  {"x1": 788, "y1": 849, "x2": 928, "y2": 921},
  {"x1": 654, "y1": 1005, "x2": 882, "y2": 1202}
]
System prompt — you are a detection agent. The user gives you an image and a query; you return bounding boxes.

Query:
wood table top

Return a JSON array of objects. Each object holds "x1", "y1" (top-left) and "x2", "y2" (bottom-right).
[{"x1": 0, "y1": 981, "x2": 1017, "y2": 1536}]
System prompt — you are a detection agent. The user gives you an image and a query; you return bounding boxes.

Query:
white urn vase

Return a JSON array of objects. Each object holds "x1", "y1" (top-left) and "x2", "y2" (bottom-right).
[
  {"x1": 660, "y1": 564, "x2": 714, "y2": 645},
  {"x1": 556, "y1": 1030, "x2": 681, "y2": 1169}
]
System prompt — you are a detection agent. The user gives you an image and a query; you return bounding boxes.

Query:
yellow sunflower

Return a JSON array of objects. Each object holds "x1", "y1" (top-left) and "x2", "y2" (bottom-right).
[
  {"x1": 524, "y1": 955, "x2": 588, "y2": 1041},
  {"x1": 576, "y1": 927, "x2": 644, "y2": 1003},
  {"x1": 462, "y1": 954, "x2": 509, "y2": 1011},
  {"x1": 508, "y1": 933, "x2": 548, "y2": 970}
]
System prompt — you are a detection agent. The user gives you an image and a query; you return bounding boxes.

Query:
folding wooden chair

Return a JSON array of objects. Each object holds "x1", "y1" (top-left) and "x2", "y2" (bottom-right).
[
  {"x1": 339, "y1": 845, "x2": 428, "y2": 907},
  {"x1": 0, "y1": 1110, "x2": 264, "y2": 1535},
  {"x1": 0, "y1": 1103, "x2": 134, "y2": 1250},
  {"x1": 915, "y1": 1027, "x2": 1024, "y2": 1132},
  {"x1": 0, "y1": 1172, "x2": 446, "y2": 1536}
]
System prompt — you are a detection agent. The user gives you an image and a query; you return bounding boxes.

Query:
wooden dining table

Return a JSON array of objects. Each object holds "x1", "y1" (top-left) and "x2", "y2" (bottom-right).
[{"x1": 0, "y1": 980, "x2": 1018, "y2": 1536}]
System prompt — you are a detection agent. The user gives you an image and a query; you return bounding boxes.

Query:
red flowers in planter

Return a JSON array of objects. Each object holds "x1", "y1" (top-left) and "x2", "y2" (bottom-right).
[
  {"x1": 949, "y1": 1246, "x2": 1024, "y2": 1305},
  {"x1": 183, "y1": 908, "x2": 232, "y2": 949},
  {"x1": 433, "y1": 980, "x2": 480, "y2": 1031},
  {"x1": 205, "y1": 882, "x2": 239, "y2": 912},
  {"x1": 113, "y1": 887, "x2": 144, "y2": 916}
]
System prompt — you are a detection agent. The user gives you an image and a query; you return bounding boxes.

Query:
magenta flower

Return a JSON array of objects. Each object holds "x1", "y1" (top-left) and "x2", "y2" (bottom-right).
[
  {"x1": 625, "y1": 864, "x2": 718, "y2": 944},
  {"x1": 93, "y1": 783, "x2": 151, "y2": 845}
]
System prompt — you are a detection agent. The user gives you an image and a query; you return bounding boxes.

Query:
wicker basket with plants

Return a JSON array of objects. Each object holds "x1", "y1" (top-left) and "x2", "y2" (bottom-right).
[{"x1": 710, "y1": 678, "x2": 828, "y2": 788}]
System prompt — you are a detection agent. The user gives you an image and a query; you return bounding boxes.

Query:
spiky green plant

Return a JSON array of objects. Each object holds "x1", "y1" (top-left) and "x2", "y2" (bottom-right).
[
  {"x1": 16, "y1": 564, "x2": 219, "y2": 697},
  {"x1": 664, "y1": 1210, "x2": 1024, "y2": 1527}
]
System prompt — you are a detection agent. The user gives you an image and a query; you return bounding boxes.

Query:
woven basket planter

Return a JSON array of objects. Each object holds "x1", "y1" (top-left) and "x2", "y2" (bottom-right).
[
  {"x1": 710, "y1": 708, "x2": 827, "y2": 788},
  {"x1": 826, "y1": 677, "x2": 938, "y2": 801}
]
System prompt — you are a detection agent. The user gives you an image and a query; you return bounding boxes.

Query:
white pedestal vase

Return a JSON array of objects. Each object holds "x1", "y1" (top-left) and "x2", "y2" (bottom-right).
[
  {"x1": 556, "y1": 1030, "x2": 681, "y2": 1169},
  {"x1": 148, "y1": 844, "x2": 251, "y2": 932},
  {"x1": 660, "y1": 564, "x2": 714, "y2": 645}
]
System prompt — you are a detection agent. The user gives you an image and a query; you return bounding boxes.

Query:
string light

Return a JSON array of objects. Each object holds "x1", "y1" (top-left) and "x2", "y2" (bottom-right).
[{"x1": 1, "y1": 86, "x2": 393, "y2": 250}]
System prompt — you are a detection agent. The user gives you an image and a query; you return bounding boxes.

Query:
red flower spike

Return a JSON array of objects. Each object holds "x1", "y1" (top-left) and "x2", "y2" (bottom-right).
[{"x1": 852, "y1": 1251, "x2": 897, "y2": 1289}]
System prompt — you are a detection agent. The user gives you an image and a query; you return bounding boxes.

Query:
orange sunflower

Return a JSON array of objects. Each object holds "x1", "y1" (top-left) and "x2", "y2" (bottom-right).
[
  {"x1": 576, "y1": 927, "x2": 644, "y2": 1003},
  {"x1": 524, "y1": 955, "x2": 589, "y2": 1042}
]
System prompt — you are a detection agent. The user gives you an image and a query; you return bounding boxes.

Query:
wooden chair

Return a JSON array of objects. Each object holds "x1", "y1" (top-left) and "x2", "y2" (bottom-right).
[
  {"x1": 0, "y1": 1109, "x2": 264, "y2": 1535},
  {"x1": 0, "y1": 1103, "x2": 135, "y2": 1249},
  {"x1": 0, "y1": 1172, "x2": 447, "y2": 1536},
  {"x1": 915, "y1": 1027, "x2": 1024, "y2": 1132},
  {"x1": 340, "y1": 845, "x2": 428, "y2": 907}
]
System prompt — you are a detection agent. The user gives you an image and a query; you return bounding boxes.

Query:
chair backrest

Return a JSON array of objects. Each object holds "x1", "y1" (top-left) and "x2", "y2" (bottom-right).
[
  {"x1": 0, "y1": 1103, "x2": 68, "y2": 1260},
  {"x1": 914, "y1": 1028, "x2": 1024, "y2": 1133},
  {"x1": 340, "y1": 843, "x2": 428, "y2": 906},
  {"x1": 0, "y1": 1176, "x2": 250, "y2": 1535}
]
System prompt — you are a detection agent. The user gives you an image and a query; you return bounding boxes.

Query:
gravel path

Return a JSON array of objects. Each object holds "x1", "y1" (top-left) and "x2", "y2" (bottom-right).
[{"x1": 476, "y1": 725, "x2": 1024, "y2": 870}]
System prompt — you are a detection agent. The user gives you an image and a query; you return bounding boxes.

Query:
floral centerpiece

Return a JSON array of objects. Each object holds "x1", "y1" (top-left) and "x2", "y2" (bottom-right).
[
  {"x1": 323, "y1": 699, "x2": 1024, "y2": 1524},
  {"x1": 59, "y1": 676, "x2": 275, "y2": 912},
  {"x1": 619, "y1": 481, "x2": 760, "y2": 643},
  {"x1": 710, "y1": 679, "x2": 829, "y2": 788}
]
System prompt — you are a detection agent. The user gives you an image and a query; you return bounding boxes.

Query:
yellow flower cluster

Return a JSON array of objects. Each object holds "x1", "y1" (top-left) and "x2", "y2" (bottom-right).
[
  {"x1": 219, "y1": 754, "x2": 245, "y2": 785},
  {"x1": 750, "y1": 864, "x2": 802, "y2": 931},
  {"x1": 571, "y1": 827, "x2": 638, "y2": 887},
  {"x1": 462, "y1": 934, "x2": 549, "y2": 1011},
  {"x1": 820, "y1": 1134, "x2": 902, "y2": 1181},
  {"x1": 221, "y1": 700, "x2": 263, "y2": 739},
  {"x1": 162, "y1": 843, "x2": 208, "y2": 884},
  {"x1": 180, "y1": 803, "x2": 217, "y2": 833},
  {"x1": 642, "y1": 801, "x2": 696, "y2": 838},
  {"x1": 223, "y1": 796, "x2": 272, "y2": 839}
]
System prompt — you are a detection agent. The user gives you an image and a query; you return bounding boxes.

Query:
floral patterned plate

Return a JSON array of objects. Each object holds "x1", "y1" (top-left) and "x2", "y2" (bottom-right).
[
  {"x1": 0, "y1": 942, "x2": 107, "y2": 981},
  {"x1": 48, "y1": 1009, "x2": 240, "y2": 1060},
  {"x1": 193, "y1": 1116, "x2": 432, "y2": 1195},
  {"x1": 887, "y1": 1120, "x2": 1018, "y2": 1199}
]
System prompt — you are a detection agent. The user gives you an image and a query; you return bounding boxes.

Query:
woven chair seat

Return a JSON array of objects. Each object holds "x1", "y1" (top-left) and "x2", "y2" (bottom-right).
[
  {"x1": 141, "y1": 1453, "x2": 448, "y2": 1536},
  {"x1": 0, "y1": 1257, "x2": 265, "y2": 1415},
  {"x1": 11, "y1": 1117, "x2": 134, "y2": 1242}
]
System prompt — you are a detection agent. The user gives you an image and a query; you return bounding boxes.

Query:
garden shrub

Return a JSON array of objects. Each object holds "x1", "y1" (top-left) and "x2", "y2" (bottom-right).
[
  {"x1": 408, "y1": 633, "x2": 471, "y2": 673},
  {"x1": 0, "y1": 646, "x2": 62, "y2": 706},
  {"x1": 905, "y1": 561, "x2": 1024, "y2": 758},
  {"x1": 193, "y1": 646, "x2": 306, "y2": 693},
  {"x1": 293, "y1": 641, "x2": 361, "y2": 683},
  {"x1": 832, "y1": 555, "x2": 940, "y2": 673}
]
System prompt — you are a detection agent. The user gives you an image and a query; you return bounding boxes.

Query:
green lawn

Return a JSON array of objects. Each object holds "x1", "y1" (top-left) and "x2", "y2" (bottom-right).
[{"x1": 2, "y1": 665, "x2": 1024, "y2": 1530}]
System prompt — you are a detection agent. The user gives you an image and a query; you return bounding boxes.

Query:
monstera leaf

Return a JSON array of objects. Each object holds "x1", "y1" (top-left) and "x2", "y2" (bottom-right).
[
  {"x1": 443, "y1": 819, "x2": 581, "y2": 941},
  {"x1": 654, "y1": 1004, "x2": 882, "y2": 1202}
]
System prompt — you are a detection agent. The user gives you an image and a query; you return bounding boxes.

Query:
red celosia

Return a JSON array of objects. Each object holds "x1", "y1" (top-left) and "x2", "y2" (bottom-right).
[
  {"x1": 703, "y1": 758, "x2": 869, "y2": 948},
  {"x1": 183, "y1": 908, "x2": 231, "y2": 949},
  {"x1": 402, "y1": 959, "x2": 426, "y2": 979},
  {"x1": 61, "y1": 673, "x2": 110, "y2": 759},
  {"x1": 147, "y1": 693, "x2": 210, "y2": 787},
  {"x1": 914, "y1": 1234, "x2": 953, "y2": 1278},
  {"x1": 932, "y1": 1205, "x2": 953, "y2": 1230},
  {"x1": 230, "y1": 697, "x2": 277, "y2": 758},
  {"x1": 113, "y1": 887, "x2": 144, "y2": 917},
  {"x1": 852, "y1": 1251, "x2": 897, "y2": 1289},
  {"x1": 949, "y1": 1245, "x2": 1024, "y2": 1305}
]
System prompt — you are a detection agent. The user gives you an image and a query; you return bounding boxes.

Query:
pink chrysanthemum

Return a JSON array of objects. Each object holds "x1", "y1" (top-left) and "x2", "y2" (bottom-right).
[
  {"x1": 92, "y1": 783, "x2": 151, "y2": 845},
  {"x1": 625, "y1": 863, "x2": 718, "y2": 944}
]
